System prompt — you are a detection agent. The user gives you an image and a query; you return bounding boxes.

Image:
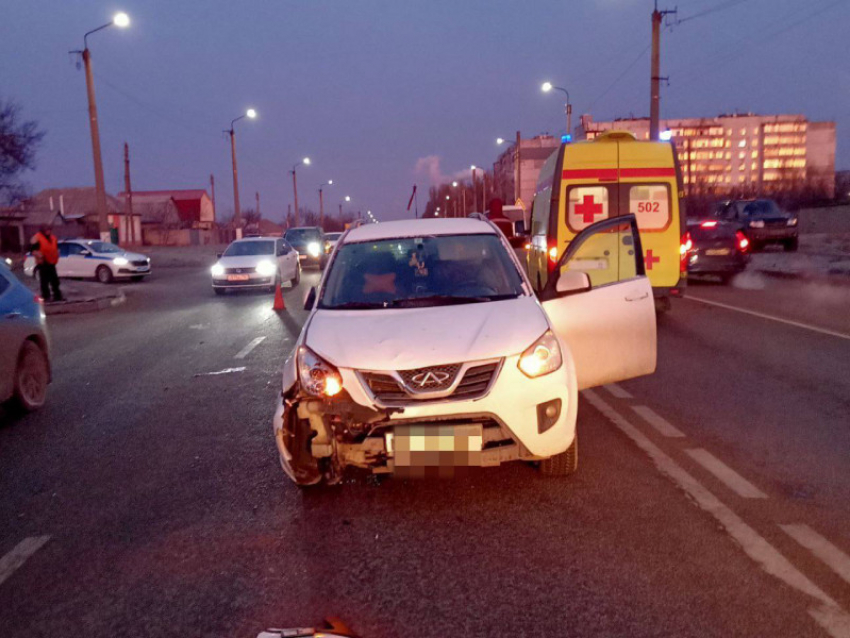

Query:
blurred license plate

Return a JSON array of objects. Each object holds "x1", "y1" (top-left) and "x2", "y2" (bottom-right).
[
  {"x1": 387, "y1": 424, "x2": 483, "y2": 467},
  {"x1": 227, "y1": 274, "x2": 250, "y2": 281},
  {"x1": 706, "y1": 248, "x2": 730, "y2": 256}
]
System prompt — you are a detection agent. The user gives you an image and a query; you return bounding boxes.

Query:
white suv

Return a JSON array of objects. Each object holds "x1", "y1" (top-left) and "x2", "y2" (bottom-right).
[{"x1": 272, "y1": 215, "x2": 657, "y2": 485}]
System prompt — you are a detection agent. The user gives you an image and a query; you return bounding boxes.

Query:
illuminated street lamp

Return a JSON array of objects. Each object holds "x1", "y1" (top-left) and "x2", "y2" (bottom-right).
[
  {"x1": 542, "y1": 81, "x2": 572, "y2": 140},
  {"x1": 339, "y1": 195, "x2": 351, "y2": 217},
  {"x1": 76, "y1": 11, "x2": 131, "y2": 241},
  {"x1": 226, "y1": 108, "x2": 257, "y2": 235},
  {"x1": 318, "y1": 179, "x2": 333, "y2": 230},
  {"x1": 290, "y1": 157, "x2": 311, "y2": 227}
]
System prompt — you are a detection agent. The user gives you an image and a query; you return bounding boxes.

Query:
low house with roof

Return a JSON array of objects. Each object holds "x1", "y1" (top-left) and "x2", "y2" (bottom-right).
[{"x1": 118, "y1": 189, "x2": 220, "y2": 245}]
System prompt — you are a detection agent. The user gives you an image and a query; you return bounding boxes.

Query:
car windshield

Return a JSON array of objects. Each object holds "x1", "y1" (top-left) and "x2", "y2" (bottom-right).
[
  {"x1": 326, "y1": 233, "x2": 342, "y2": 240},
  {"x1": 223, "y1": 240, "x2": 275, "y2": 257},
  {"x1": 742, "y1": 200, "x2": 782, "y2": 218},
  {"x1": 85, "y1": 241, "x2": 122, "y2": 253},
  {"x1": 285, "y1": 229, "x2": 321, "y2": 244},
  {"x1": 319, "y1": 233, "x2": 525, "y2": 309}
]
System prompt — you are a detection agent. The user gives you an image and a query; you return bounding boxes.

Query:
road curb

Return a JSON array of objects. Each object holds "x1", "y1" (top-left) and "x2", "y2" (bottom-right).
[{"x1": 43, "y1": 290, "x2": 126, "y2": 315}]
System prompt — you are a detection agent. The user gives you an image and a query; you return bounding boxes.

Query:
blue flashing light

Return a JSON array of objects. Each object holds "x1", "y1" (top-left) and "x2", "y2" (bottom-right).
[{"x1": 561, "y1": 134, "x2": 572, "y2": 143}]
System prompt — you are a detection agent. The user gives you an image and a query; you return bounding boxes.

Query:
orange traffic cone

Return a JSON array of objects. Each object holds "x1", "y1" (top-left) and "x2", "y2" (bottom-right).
[{"x1": 273, "y1": 280, "x2": 286, "y2": 311}]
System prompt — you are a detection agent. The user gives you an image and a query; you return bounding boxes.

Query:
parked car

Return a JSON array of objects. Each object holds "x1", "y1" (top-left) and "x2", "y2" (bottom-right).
[
  {"x1": 272, "y1": 214, "x2": 657, "y2": 486},
  {"x1": 712, "y1": 198, "x2": 798, "y2": 251},
  {"x1": 0, "y1": 260, "x2": 50, "y2": 412},
  {"x1": 284, "y1": 227, "x2": 327, "y2": 269},
  {"x1": 489, "y1": 217, "x2": 528, "y2": 248},
  {"x1": 24, "y1": 239, "x2": 151, "y2": 283},
  {"x1": 210, "y1": 237, "x2": 300, "y2": 295},
  {"x1": 683, "y1": 219, "x2": 750, "y2": 284}
]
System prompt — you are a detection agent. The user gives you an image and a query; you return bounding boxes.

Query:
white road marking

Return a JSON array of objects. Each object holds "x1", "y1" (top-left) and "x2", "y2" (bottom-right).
[
  {"x1": 782, "y1": 524, "x2": 850, "y2": 587},
  {"x1": 686, "y1": 295, "x2": 850, "y2": 341},
  {"x1": 685, "y1": 448, "x2": 768, "y2": 499},
  {"x1": 194, "y1": 367, "x2": 246, "y2": 377},
  {"x1": 234, "y1": 336, "x2": 266, "y2": 359},
  {"x1": 582, "y1": 389, "x2": 850, "y2": 635},
  {"x1": 0, "y1": 536, "x2": 50, "y2": 587},
  {"x1": 631, "y1": 405, "x2": 685, "y2": 438},
  {"x1": 603, "y1": 383, "x2": 633, "y2": 399}
]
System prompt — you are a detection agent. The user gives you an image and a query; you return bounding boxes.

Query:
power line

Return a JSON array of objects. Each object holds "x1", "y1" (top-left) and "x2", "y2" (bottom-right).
[
  {"x1": 677, "y1": 0, "x2": 755, "y2": 24},
  {"x1": 585, "y1": 44, "x2": 651, "y2": 114}
]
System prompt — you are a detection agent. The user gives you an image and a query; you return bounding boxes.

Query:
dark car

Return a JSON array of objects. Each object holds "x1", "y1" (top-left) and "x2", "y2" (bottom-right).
[
  {"x1": 0, "y1": 260, "x2": 51, "y2": 412},
  {"x1": 683, "y1": 219, "x2": 750, "y2": 284},
  {"x1": 713, "y1": 199, "x2": 798, "y2": 251},
  {"x1": 284, "y1": 226, "x2": 327, "y2": 269}
]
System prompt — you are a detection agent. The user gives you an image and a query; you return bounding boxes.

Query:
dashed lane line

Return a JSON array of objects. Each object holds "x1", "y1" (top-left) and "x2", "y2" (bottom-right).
[
  {"x1": 686, "y1": 296, "x2": 850, "y2": 341},
  {"x1": 234, "y1": 336, "x2": 266, "y2": 359},
  {"x1": 582, "y1": 389, "x2": 850, "y2": 638},
  {"x1": 0, "y1": 536, "x2": 50, "y2": 588},
  {"x1": 631, "y1": 405, "x2": 686, "y2": 438},
  {"x1": 603, "y1": 383, "x2": 633, "y2": 399},
  {"x1": 782, "y1": 524, "x2": 850, "y2": 588},
  {"x1": 685, "y1": 448, "x2": 768, "y2": 499}
]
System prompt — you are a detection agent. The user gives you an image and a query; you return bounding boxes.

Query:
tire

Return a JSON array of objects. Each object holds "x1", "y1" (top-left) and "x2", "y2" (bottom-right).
[
  {"x1": 96, "y1": 265, "x2": 113, "y2": 284},
  {"x1": 290, "y1": 264, "x2": 301, "y2": 287},
  {"x1": 539, "y1": 431, "x2": 578, "y2": 476},
  {"x1": 214, "y1": 288, "x2": 227, "y2": 296},
  {"x1": 130, "y1": 275, "x2": 145, "y2": 282},
  {"x1": 12, "y1": 341, "x2": 49, "y2": 412},
  {"x1": 784, "y1": 238, "x2": 799, "y2": 252}
]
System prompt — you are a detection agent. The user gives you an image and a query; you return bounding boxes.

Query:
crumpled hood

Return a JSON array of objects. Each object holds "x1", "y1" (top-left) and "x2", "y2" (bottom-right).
[
  {"x1": 306, "y1": 296, "x2": 548, "y2": 371},
  {"x1": 216, "y1": 255, "x2": 273, "y2": 269}
]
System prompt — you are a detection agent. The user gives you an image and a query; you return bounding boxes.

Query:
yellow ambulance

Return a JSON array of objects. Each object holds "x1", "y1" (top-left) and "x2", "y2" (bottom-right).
[{"x1": 527, "y1": 131, "x2": 686, "y2": 310}]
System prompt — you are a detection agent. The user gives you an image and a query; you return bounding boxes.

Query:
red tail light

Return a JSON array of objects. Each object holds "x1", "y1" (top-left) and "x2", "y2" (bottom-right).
[
  {"x1": 34, "y1": 295, "x2": 43, "y2": 305},
  {"x1": 680, "y1": 232, "x2": 693, "y2": 273},
  {"x1": 736, "y1": 231, "x2": 749, "y2": 252},
  {"x1": 546, "y1": 242, "x2": 559, "y2": 272}
]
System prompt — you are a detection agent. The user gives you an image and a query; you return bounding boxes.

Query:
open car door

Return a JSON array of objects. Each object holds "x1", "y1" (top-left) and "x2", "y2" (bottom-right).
[{"x1": 540, "y1": 214, "x2": 656, "y2": 390}]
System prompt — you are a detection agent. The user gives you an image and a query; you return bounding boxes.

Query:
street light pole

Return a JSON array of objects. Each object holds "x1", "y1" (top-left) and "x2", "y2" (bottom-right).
[
  {"x1": 339, "y1": 195, "x2": 351, "y2": 219},
  {"x1": 290, "y1": 157, "x2": 311, "y2": 227},
  {"x1": 77, "y1": 12, "x2": 130, "y2": 242},
  {"x1": 227, "y1": 108, "x2": 256, "y2": 238},
  {"x1": 318, "y1": 180, "x2": 333, "y2": 230},
  {"x1": 542, "y1": 82, "x2": 572, "y2": 139},
  {"x1": 470, "y1": 165, "x2": 478, "y2": 213}
]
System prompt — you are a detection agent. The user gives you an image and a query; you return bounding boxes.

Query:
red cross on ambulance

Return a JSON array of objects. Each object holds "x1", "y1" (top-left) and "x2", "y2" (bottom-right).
[{"x1": 569, "y1": 191, "x2": 608, "y2": 230}]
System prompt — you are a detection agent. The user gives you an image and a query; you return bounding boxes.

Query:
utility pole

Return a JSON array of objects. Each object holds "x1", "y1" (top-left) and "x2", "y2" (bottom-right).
[
  {"x1": 82, "y1": 48, "x2": 110, "y2": 241},
  {"x1": 256, "y1": 191, "x2": 260, "y2": 218},
  {"x1": 123, "y1": 142, "x2": 134, "y2": 245},
  {"x1": 650, "y1": 2, "x2": 675, "y2": 141},
  {"x1": 462, "y1": 188, "x2": 467, "y2": 217},
  {"x1": 515, "y1": 130, "x2": 522, "y2": 203},
  {"x1": 319, "y1": 188, "x2": 325, "y2": 229},
  {"x1": 210, "y1": 174, "x2": 216, "y2": 220},
  {"x1": 229, "y1": 129, "x2": 241, "y2": 236},
  {"x1": 292, "y1": 171, "x2": 300, "y2": 227}
]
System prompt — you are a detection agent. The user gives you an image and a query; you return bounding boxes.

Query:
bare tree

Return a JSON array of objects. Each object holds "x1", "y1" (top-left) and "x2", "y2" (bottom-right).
[{"x1": 0, "y1": 98, "x2": 45, "y2": 205}]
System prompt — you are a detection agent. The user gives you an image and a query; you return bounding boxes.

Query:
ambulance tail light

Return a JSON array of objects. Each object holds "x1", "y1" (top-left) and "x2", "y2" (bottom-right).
[
  {"x1": 546, "y1": 242, "x2": 559, "y2": 273},
  {"x1": 736, "y1": 231, "x2": 749, "y2": 252}
]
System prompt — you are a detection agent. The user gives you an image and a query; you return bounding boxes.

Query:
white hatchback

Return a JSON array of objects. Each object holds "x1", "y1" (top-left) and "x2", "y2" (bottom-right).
[
  {"x1": 24, "y1": 239, "x2": 151, "y2": 283},
  {"x1": 272, "y1": 215, "x2": 657, "y2": 486},
  {"x1": 211, "y1": 237, "x2": 300, "y2": 294}
]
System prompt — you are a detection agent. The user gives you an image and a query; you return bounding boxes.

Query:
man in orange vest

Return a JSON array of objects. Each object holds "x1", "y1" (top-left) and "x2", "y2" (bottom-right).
[{"x1": 30, "y1": 225, "x2": 63, "y2": 302}]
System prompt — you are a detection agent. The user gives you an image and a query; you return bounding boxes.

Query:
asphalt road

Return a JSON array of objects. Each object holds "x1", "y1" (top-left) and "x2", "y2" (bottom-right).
[{"x1": 1, "y1": 267, "x2": 849, "y2": 638}]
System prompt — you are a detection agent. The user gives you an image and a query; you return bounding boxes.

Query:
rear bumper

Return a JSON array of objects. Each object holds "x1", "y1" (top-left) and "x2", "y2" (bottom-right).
[
  {"x1": 745, "y1": 227, "x2": 797, "y2": 242},
  {"x1": 687, "y1": 252, "x2": 749, "y2": 274}
]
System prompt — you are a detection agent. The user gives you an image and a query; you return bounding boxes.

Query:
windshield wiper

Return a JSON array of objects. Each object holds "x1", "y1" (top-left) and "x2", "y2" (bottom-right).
[{"x1": 390, "y1": 294, "x2": 517, "y2": 308}]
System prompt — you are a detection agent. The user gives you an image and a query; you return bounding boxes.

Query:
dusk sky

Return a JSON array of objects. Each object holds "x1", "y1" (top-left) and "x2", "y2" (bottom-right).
[{"x1": 3, "y1": 0, "x2": 848, "y2": 222}]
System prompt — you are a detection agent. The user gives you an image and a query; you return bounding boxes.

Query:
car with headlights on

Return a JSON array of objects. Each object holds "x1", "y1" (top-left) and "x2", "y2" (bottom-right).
[
  {"x1": 0, "y1": 259, "x2": 50, "y2": 412},
  {"x1": 713, "y1": 198, "x2": 798, "y2": 251},
  {"x1": 284, "y1": 226, "x2": 327, "y2": 269},
  {"x1": 24, "y1": 239, "x2": 151, "y2": 283},
  {"x1": 324, "y1": 232, "x2": 343, "y2": 255},
  {"x1": 272, "y1": 215, "x2": 657, "y2": 486},
  {"x1": 211, "y1": 237, "x2": 300, "y2": 295}
]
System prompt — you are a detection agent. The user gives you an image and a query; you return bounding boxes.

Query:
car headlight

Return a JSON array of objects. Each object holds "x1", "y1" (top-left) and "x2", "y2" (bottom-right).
[
  {"x1": 518, "y1": 330, "x2": 563, "y2": 378},
  {"x1": 255, "y1": 260, "x2": 277, "y2": 276},
  {"x1": 297, "y1": 346, "x2": 343, "y2": 397},
  {"x1": 307, "y1": 242, "x2": 321, "y2": 257},
  {"x1": 787, "y1": 217, "x2": 798, "y2": 227},
  {"x1": 113, "y1": 257, "x2": 129, "y2": 266},
  {"x1": 749, "y1": 220, "x2": 765, "y2": 228},
  {"x1": 210, "y1": 263, "x2": 225, "y2": 277}
]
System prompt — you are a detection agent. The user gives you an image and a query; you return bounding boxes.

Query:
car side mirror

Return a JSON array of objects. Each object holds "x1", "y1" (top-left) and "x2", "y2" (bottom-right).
[
  {"x1": 304, "y1": 286, "x2": 317, "y2": 310},
  {"x1": 216, "y1": 252, "x2": 223, "y2": 259},
  {"x1": 556, "y1": 270, "x2": 591, "y2": 295},
  {"x1": 79, "y1": 250, "x2": 91, "y2": 257}
]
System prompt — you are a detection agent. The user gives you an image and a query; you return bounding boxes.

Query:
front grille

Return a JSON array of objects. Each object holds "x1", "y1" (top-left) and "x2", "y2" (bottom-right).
[
  {"x1": 131, "y1": 259, "x2": 149, "y2": 267},
  {"x1": 398, "y1": 364, "x2": 461, "y2": 391},
  {"x1": 224, "y1": 267, "x2": 255, "y2": 274},
  {"x1": 361, "y1": 360, "x2": 500, "y2": 405}
]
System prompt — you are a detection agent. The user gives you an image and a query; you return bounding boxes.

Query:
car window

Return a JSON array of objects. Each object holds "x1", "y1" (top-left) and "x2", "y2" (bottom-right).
[
  {"x1": 65, "y1": 243, "x2": 87, "y2": 256},
  {"x1": 223, "y1": 241, "x2": 275, "y2": 256},
  {"x1": 566, "y1": 185, "x2": 613, "y2": 233},
  {"x1": 86, "y1": 241, "x2": 122, "y2": 253},
  {"x1": 285, "y1": 229, "x2": 322, "y2": 243},
  {"x1": 561, "y1": 220, "x2": 638, "y2": 288},
  {"x1": 0, "y1": 271, "x2": 10, "y2": 297},
  {"x1": 628, "y1": 184, "x2": 671, "y2": 231},
  {"x1": 319, "y1": 233, "x2": 525, "y2": 309},
  {"x1": 742, "y1": 200, "x2": 781, "y2": 218}
]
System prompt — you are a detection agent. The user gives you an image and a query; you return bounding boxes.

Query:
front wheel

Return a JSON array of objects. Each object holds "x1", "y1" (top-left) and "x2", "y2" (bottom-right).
[
  {"x1": 96, "y1": 265, "x2": 113, "y2": 284},
  {"x1": 12, "y1": 341, "x2": 49, "y2": 412},
  {"x1": 290, "y1": 264, "x2": 301, "y2": 287},
  {"x1": 539, "y1": 431, "x2": 578, "y2": 476}
]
